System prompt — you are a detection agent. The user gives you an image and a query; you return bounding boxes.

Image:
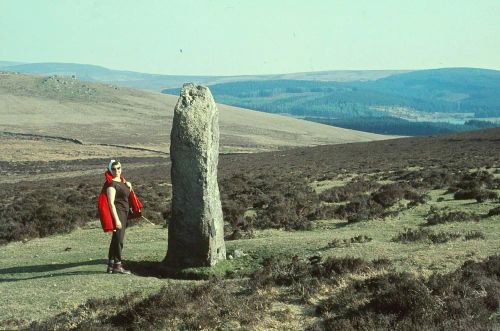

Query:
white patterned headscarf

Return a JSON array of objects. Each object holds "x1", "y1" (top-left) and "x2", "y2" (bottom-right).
[{"x1": 108, "y1": 159, "x2": 116, "y2": 173}]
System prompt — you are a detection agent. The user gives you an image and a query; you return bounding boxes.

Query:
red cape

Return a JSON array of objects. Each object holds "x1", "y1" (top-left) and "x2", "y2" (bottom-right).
[{"x1": 97, "y1": 171, "x2": 143, "y2": 232}]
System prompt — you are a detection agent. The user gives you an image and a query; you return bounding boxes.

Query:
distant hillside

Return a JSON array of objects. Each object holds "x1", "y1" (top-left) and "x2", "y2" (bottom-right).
[
  {"x1": 356, "y1": 68, "x2": 500, "y2": 117},
  {"x1": 0, "y1": 72, "x2": 392, "y2": 156},
  {"x1": 0, "y1": 62, "x2": 407, "y2": 91},
  {"x1": 0, "y1": 61, "x2": 25, "y2": 68},
  {"x1": 162, "y1": 68, "x2": 500, "y2": 136}
]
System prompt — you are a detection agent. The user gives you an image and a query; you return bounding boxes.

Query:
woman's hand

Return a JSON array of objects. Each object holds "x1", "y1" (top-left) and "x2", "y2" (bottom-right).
[
  {"x1": 115, "y1": 220, "x2": 122, "y2": 230},
  {"x1": 125, "y1": 181, "x2": 133, "y2": 191}
]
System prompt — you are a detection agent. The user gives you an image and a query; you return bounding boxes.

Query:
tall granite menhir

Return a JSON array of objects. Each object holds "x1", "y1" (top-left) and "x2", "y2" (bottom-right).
[{"x1": 165, "y1": 83, "x2": 226, "y2": 267}]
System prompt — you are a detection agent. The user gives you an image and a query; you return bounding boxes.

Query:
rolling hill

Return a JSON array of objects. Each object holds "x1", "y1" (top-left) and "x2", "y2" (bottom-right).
[
  {"x1": 161, "y1": 68, "x2": 500, "y2": 135},
  {"x1": 0, "y1": 72, "x2": 392, "y2": 161},
  {"x1": 0, "y1": 62, "x2": 407, "y2": 90}
]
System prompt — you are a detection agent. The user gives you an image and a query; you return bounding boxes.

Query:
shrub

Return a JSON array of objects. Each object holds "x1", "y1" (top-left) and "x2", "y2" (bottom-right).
[
  {"x1": 220, "y1": 174, "x2": 322, "y2": 232},
  {"x1": 428, "y1": 231, "x2": 461, "y2": 244},
  {"x1": 426, "y1": 208, "x2": 480, "y2": 226},
  {"x1": 392, "y1": 228, "x2": 461, "y2": 244},
  {"x1": 453, "y1": 189, "x2": 480, "y2": 200},
  {"x1": 314, "y1": 255, "x2": 500, "y2": 331},
  {"x1": 328, "y1": 235, "x2": 372, "y2": 248},
  {"x1": 392, "y1": 228, "x2": 432, "y2": 243},
  {"x1": 488, "y1": 206, "x2": 500, "y2": 216},
  {"x1": 372, "y1": 183, "x2": 406, "y2": 207},
  {"x1": 447, "y1": 170, "x2": 497, "y2": 194},
  {"x1": 319, "y1": 257, "x2": 374, "y2": 277},
  {"x1": 319, "y1": 178, "x2": 380, "y2": 203},
  {"x1": 350, "y1": 235, "x2": 372, "y2": 244},
  {"x1": 335, "y1": 195, "x2": 387, "y2": 223},
  {"x1": 328, "y1": 182, "x2": 428, "y2": 223},
  {"x1": 0, "y1": 194, "x2": 87, "y2": 244},
  {"x1": 475, "y1": 190, "x2": 499, "y2": 203},
  {"x1": 250, "y1": 256, "x2": 384, "y2": 290},
  {"x1": 32, "y1": 279, "x2": 271, "y2": 330},
  {"x1": 397, "y1": 169, "x2": 456, "y2": 189},
  {"x1": 454, "y1": 189, "x2": 498, "y2": 202},
  {"x1": 459, "y1": 170, "x2": 495, "y2": 188}
]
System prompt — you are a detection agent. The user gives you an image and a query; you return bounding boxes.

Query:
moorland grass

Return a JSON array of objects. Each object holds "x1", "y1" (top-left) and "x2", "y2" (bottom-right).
[{"x1": 1, "y1": 185, "x2": 499, "y2": 329}]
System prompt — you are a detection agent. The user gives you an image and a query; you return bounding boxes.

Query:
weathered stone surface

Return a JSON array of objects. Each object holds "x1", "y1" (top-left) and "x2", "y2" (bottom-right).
[{"x1": 165, "y1": 83, "x2": 226, "y2": 267}]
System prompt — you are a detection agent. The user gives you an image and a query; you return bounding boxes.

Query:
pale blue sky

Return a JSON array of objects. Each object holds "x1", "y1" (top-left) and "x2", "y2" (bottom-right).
[{"x1": 1, "y1": 0, "x2": 499, "y2": 75}]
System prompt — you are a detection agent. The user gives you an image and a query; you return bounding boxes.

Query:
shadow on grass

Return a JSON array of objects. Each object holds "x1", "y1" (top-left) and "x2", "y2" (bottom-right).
[
  {"x1": 0, "y1": 270, "x2": 104, "y2": 282},
  {"x1": 0, "y1": 259, "x2": 106, "y2": 282},
  {"x1": 0, "y1": 258, "x2": 246, "y2": 282},
  {"x1": 0, "y1": 259, "x2": 105, "y2": 275}
]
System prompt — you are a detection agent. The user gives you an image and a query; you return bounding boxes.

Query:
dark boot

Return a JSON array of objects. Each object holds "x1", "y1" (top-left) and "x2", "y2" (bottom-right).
[
  {"x1": 112, "y1": 263, "x2": 131, "y2": 275},
  {"x1": 106, "y1": 260, "x2": 114, "y2": 274}
]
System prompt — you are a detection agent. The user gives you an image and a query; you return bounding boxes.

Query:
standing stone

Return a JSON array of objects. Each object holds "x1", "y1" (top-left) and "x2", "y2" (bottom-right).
[{"x1": 165, "y1": 83, "x2": 226, "y2": 267}]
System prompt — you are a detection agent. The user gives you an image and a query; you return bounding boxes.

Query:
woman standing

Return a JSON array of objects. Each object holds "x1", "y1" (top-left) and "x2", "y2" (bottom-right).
[{"x1": 106, "y1": 160, "x2": 132, "y2": 274}]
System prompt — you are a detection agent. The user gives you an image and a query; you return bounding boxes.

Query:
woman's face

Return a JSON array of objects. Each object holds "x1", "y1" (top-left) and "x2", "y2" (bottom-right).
[{"x1": 111, "y1": 163, "x2": 122, "y2": 177}]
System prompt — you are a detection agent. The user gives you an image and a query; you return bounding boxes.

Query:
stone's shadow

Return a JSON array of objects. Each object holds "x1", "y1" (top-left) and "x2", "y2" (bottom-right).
[
  {"x1": 0, "y1": 259, "x2": 105, "y2": 275},
  {"x1": 125, "y1": 260, "x2": 211, "y2": 280}
]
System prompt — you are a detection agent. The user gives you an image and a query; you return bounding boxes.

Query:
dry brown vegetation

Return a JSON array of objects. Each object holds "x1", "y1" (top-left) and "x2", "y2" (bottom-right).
[{"x1": 0, "y1": 72, "x2": 390, "y2": 155}]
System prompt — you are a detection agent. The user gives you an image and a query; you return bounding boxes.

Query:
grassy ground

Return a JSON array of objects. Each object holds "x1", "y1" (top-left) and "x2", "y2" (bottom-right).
[{"x1": 1, "y1": 187, "x2": 498, "y2": 328}]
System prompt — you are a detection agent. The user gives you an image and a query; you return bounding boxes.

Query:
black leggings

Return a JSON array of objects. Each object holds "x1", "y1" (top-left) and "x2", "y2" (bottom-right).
[{"x1": 108, "y1": 209, "x2": 128, "y2": 263}]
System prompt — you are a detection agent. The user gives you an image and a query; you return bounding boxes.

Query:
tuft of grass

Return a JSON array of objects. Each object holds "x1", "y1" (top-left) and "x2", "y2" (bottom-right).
[
  {"x1": 327, "y1": 235, "x2": 373, "y2": 248},
  {"x1": 464, "y1": 230, "x2": 486, "y2": 240},
  {"x1": 392, "y1": 228, "x2": 433, "y2": 243}
]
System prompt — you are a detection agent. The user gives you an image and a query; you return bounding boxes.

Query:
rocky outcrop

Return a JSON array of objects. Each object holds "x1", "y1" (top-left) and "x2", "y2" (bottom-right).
[{"x1": 165, "y1": 83, "x2": 226, "y2": 267}]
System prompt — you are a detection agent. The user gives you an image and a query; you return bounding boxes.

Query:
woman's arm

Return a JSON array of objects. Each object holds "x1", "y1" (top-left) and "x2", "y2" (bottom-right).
[{"x1": 107, "y1": 186, "x2": 122, "y2": 230}]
